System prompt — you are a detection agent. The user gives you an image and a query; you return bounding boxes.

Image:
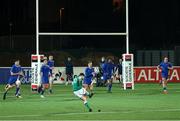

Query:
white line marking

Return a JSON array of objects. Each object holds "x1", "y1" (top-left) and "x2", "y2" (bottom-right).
[{"x1": 0, "y1": 109, "x2": 180, "y2": 118}]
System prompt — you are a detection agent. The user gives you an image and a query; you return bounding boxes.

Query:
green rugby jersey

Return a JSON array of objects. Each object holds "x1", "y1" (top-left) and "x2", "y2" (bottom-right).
[{"x1": 72, "y1": 76, "x2": 83, "y2": 91}]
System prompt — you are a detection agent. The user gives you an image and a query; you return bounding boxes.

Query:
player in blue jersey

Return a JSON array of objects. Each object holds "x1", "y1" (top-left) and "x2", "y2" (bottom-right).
[
  {"x1": 83, "y1": 61, "x2": 96, "y2": 95},
  {"x1": 40, "y1": 58, "x2": 51, "y2": 98},
  {"x1": 3, "y1": 60, "x2": 24, "y2": 100},
  {"x1": 102, "y1": 60, "x2": 108, "y2": 84},
  {"x1": 102, "y1": 58, "x2": 115, "y2": 93},
  {"x1": 96, "y1": 57, "x2": 106, "y2": 87},
  {"x1": 106, "y1": 58, "x2": 115, "y2": 93},
  {"x1": 48, "y1": 55, "x2": 54, "y2": 94},
  {"x1": 157, "y1": 57, "x2": 173, "y2": 94}
]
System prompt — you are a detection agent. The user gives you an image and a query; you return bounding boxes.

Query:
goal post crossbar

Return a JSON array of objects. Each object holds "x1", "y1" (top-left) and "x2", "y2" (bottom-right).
[
  {"x1": 36, "y1": 0, "x2": 129, "y2": 53},
  {"x1": 38, "y1": 32, "x2": 127, "y2": 36},
  {"x1": 34, "y1": 0, "x2": 134, "y2": 90}
]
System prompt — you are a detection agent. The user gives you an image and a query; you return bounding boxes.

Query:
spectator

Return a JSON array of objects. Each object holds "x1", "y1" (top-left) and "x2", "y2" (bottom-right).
[
  {"x1": 115, "y1": 58, "x2": 123, "y2": 83},
  {"x1": 64, "y1": 57, "x2": 74, "y2": 85}
]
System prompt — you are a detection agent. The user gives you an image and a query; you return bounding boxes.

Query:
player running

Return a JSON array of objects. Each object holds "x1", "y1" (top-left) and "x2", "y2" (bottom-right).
[
  {"x1": 72, "y1": 73, "x2": 93, "y2": 112},
  {"x1": 157, "y1": 57, "x2": 173, "y2": 94},
  {"x1": 48, "y1": 55, "x2": 55, "y2": 94},
  {"x1": 83, "y1": 61, "x2": 96, "y2": 95},
  {"x1": 40, "y1": 58, "x2": 51, "y2": 98},
  {"x1": 3, "y1": 60, "x2": 23, "y2": 100},
  {"x1": 102, "y1": 58, "x2": 115, "y2": 93}
]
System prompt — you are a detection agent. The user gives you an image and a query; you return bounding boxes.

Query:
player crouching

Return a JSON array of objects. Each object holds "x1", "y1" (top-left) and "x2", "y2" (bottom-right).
[
  {"x1": 72, "y1": 73, "x2": 94, "y2": 112},
  {"x1": 3, "y1": 60, "x2": 23, "y2": 100},
  {"x1": 40, "y1": 58, "x2": 51, "y2": 98}
]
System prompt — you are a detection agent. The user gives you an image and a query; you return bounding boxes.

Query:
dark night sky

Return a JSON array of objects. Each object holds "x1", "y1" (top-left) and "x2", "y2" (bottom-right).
[{"x1": 0, "y1": 0, "x2": 180, "y2": 51}]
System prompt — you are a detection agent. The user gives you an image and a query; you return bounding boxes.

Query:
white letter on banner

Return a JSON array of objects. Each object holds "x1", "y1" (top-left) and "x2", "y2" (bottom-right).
[
  {"x1": 154, "y1": 69, "x2": 159, "y2": 81},
  {"x1": 148, "y1": 69, "x2": 155, "y2": 81},
  {"x1": 170, "y1": 69, "x2": 179, "y2": 81},
  {"x1": 138, "y1": 70, "x2": 147, "y2": 81}
]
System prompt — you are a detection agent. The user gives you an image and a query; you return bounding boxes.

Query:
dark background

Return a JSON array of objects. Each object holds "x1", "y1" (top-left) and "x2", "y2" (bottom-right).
[{"x1": 0, "y1": 0, "x2": 180, "y2": 66}]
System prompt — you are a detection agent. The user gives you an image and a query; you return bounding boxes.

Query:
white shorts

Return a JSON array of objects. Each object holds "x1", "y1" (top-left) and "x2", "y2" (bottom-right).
[
  {"x1": 49, "y1": 75, "x2": 54, "y2": 83},
  {"x1": 73, "y1": 88, "x2": 86, "y2": 98}
]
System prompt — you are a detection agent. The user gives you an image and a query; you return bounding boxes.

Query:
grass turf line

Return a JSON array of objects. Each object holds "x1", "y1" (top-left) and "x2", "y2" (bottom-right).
[{"x1": 0, "y1": 83, "x2": 180, "y2": 120}]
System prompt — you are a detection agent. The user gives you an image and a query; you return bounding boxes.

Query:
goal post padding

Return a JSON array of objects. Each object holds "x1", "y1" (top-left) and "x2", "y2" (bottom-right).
[
  {"x1": 122, "y1": 54, "x2": 134, "y2": 90},
  {"x1": 31, "y1": 55, "x2": 44, "y2": 92}
]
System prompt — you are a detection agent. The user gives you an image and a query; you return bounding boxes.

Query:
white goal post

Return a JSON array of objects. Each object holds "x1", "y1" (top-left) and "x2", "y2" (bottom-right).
[{"x1": 31, "y1": 0, "x2": 134, "y2": 91}]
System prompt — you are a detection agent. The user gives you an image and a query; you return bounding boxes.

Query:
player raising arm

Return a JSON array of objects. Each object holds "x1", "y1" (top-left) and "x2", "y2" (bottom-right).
[
  {"x1": 157, "y1": 57, "x2": 173, "y2": 94},
  {"x1": 3, "y1": 60, "x2": 23, "y2": 100},
  {"x1": 72, "y1": 73, "x2": 93, "y2": 112}
]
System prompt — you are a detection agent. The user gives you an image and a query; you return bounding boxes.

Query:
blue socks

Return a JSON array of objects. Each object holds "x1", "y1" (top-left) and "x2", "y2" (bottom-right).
[
  {"x1": 108, "y1": 83, "x2": 112, "y2": 92},
  {"x1": 15, "y1": 87, "x2": 20, "y2": 96}
]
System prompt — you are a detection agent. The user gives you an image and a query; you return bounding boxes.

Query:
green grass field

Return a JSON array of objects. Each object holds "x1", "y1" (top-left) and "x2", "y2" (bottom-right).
[{"x1": 0, "y1": 83, "x2": 180, "y2": 120}]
